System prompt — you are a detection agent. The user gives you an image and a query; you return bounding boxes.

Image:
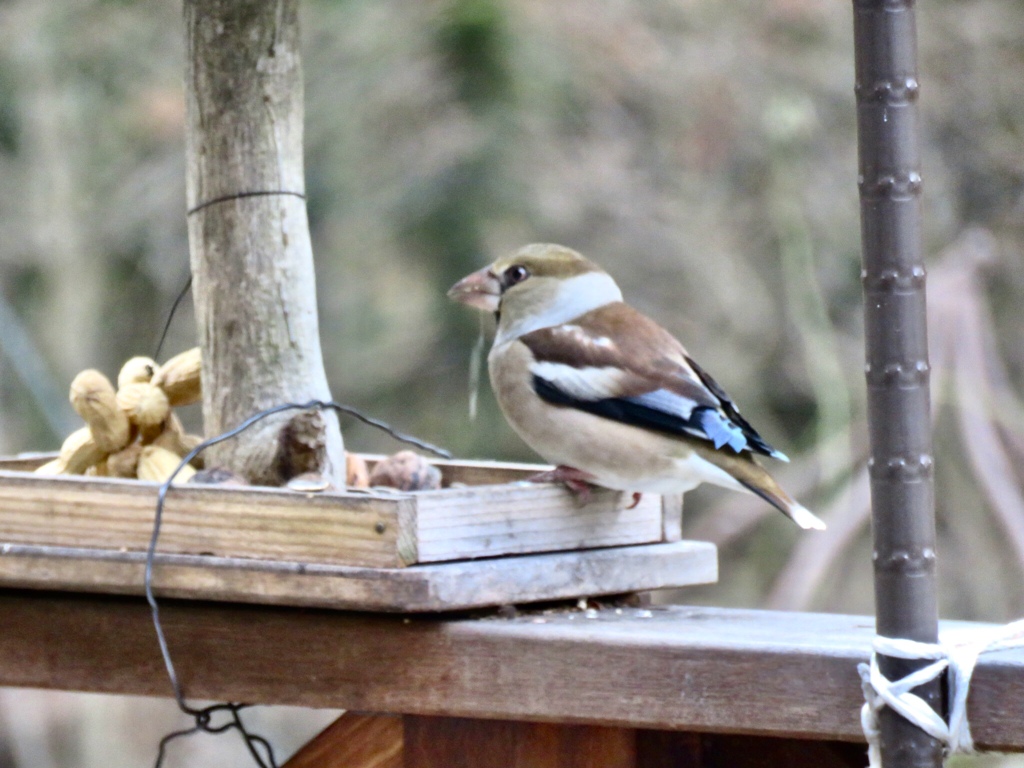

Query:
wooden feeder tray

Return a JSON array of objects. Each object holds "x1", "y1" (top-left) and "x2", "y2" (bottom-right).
[{"x1": 0, "y1": 454, "x2": 717, "y2": 612}]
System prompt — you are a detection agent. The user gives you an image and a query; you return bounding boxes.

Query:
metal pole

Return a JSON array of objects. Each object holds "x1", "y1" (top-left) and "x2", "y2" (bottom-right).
[{"x1": 852, "y1": 0, "x2": 944, "y2": 766}]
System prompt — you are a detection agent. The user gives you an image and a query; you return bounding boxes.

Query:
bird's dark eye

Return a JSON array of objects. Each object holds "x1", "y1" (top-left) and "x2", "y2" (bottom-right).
[{"x1": 502, "y1": 264, "x2": 530, "y2": 288}]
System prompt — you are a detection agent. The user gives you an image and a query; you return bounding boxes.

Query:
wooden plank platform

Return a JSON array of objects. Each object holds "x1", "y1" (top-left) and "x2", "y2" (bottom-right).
[
  {"x1": 0, "y1": 458, "x2": 665, "y2": 568},
  {"x1": 0, "y1": 540, "x2": 716, "y2": 612},
  {"x1": 3, "y1": 596, "x2": 1023, "y2": 751},
  {"x1": 0, "y1": 452, "x2": 709, "y2": 611}
]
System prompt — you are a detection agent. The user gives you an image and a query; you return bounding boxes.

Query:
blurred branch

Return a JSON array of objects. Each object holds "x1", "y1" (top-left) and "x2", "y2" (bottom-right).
[
  {"x1": 0, "y1": 291, "x2": 77, "y2": 439},
  {"x1": 765, "y1": 464, "x2": 870, "y2": 610},
  {"x1": 950, "y1": 275, "x2": 1024, "y2": 571},
  {"x1": 774, "y1": 194, "x2": 853, "y2": 481},
  {"x1": 764, "y1": 296, "x2": 956, "y2": 611}
]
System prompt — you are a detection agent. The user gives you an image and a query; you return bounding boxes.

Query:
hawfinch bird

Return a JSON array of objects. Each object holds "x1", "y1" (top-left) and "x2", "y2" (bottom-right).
[{"x1": 448, "y1": 243, "x2": 825, "y2": 530}]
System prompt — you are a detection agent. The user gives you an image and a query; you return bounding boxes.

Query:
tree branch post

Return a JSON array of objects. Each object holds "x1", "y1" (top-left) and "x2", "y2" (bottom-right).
[{"x1": 184, "y1": 0, "x2": 344, "y2": 486}]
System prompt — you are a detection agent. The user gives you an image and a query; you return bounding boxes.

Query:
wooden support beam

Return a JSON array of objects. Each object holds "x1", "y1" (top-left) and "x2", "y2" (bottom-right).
[
  {"x1": 404, "y1": 717, "x2": 635, "y2": 768},
  {"x1": 2, "y1": 592, "x2": 1024, "y2": 750},
  {"x1": 285, "y1": 714, "x2": 867, "y2": 768},
  {"x1": 402, "y1": 720, "x2": 868, "y2": 768},
  {"x1": 681, "y1": 733, "x2": 868, "y2": 768},
  {"x1": 283, "y1": 713, "x2": 401, "y2": 768}
]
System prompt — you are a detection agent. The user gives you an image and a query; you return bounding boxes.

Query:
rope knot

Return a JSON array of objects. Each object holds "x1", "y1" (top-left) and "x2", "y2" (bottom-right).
[{"x1": 859, "y1": 620, "x2": 1024, "y2": 767}]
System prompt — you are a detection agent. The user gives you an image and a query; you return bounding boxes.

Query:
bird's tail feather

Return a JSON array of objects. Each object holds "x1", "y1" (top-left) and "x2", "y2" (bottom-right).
[
  {"x1": 692, "y1": 443, "x2": 825, "y2": 530},
  {"x1": 738, "y1": 478, "x2": 826, "y2": 531}
]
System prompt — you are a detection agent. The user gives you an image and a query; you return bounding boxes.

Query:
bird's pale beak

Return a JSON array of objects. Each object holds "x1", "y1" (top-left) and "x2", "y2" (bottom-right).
[{"x1": 447, "y1": 267, "x2": 501, "y2": 313}]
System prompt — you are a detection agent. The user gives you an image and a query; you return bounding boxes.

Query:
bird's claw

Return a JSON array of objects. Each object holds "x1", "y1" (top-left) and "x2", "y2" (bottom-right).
[{"x1": 527, "y1": 465, "x2": 597, "y2": 504}]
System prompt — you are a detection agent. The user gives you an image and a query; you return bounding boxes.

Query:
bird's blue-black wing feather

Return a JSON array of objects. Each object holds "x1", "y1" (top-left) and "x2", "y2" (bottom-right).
[{"x1": 532, "y1": 374, "x2": 784, "y2": 460}]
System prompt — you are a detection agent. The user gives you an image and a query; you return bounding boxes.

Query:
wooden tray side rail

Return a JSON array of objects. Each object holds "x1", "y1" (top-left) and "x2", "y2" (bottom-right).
[
  {"x1": 0, "y1": 455, "x2": 711, "y2": 612},
  {"x1": 0, "y1": 456, "x2": 674, "y2": 567}
]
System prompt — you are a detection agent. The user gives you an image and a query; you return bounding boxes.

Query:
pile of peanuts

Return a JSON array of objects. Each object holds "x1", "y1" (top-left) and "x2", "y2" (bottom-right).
[
  {"x1": 36, "y1": 346, "x2": 444, "y2": 491},
  {"x1": 36, "y1": 348, "x2": 205, "y2": 483}
]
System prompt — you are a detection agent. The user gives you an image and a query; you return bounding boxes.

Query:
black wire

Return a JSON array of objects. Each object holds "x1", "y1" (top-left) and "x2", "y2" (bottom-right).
[
  {"x1": 160, "y1": 188, "x2": 310, "y2": 358},
  {"x1": 147, "y1": 399, "x2": 451, "y2": 767},
  {"x1": 154, "y1": 275, "x2": 193, "y2": 362},
  {"x1": 154, "y1": 704, "x2": 276, "y2": 768},
  {"x1": 187, "y1": 190, "x2": 306, "y2": 217},
  {"x1": 156, "y1": 189, "x2": 309, "y2": 361},
  {"x1": 155, "y1": 725, "x2": 202, "y2": 768}
]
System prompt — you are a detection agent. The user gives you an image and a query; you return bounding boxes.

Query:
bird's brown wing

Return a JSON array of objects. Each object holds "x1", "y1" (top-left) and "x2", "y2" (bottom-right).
[{"x1": 520, "y1": 303, "x2": 787, "y2": 460}]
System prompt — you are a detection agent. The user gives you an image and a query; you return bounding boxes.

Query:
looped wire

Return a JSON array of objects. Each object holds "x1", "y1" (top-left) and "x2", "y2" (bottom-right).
[
  {"x1": 156, "y1": 703, "x2": 276, "y2": 768},
  {"x1": 147, "y1": 399, "x2": 451, "y2": 766},
  {"x1": 859, "y1": 619, "x2": 1024, "y2": 768}
]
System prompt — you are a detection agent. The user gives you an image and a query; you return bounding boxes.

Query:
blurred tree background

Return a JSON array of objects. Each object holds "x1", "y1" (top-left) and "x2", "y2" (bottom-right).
[{"x1": 1, "y1": 0, "x2": 1024, "y2": 764}]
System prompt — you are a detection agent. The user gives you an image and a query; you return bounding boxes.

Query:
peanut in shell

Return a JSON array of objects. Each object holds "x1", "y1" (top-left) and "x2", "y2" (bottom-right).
[
  {"x1": 106, "y1": 442, "x2": 143, "y2": 478},
  {"x1": 138, "y1": 445, "x2": 196, "y2": 483},
  {"x1": 346, "y1": 453, "x2": 370, "y2": 489},
  {"x1": 34, "y1": 458, "x2": 65, "y2": 475},
  {"x1": 69, "y1": 369, "x2": 131, "y2": 453},
  {"x1": 58, "y1": 426, "x2": 108, "y2": 475},
  {"x1": 117, "y1": 382, "x2": 170, "y2": 430},
  {"x1": 152, "y1": 347, "x2": 201, "y2": 407},
  {"x1": 368, "y1": 450, "x2": 442, "y2": 491},
  {"x1": 117, "y1": 356, "x2": 158, "y2": 389},
  {"x1": 150, "y1": 413, "x2": 206, "y2": 468}
]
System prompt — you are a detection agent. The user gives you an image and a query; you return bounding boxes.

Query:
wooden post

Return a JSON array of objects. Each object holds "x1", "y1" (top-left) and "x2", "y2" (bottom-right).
[
  {"x1": 853, "y1": 0, "x2": 943, "y2": 766},
  {"x1": 184, "y1": 0, "x2": 345, "y2": 486}
]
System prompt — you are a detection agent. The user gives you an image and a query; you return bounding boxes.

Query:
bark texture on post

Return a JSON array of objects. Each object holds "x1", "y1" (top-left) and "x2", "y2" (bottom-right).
[
  {"x1": 853, "y1": 0, "x2": 943, "y2": 766},
  {"x1": 184, "y1": 0, "x2": 344, "y2": 486}
]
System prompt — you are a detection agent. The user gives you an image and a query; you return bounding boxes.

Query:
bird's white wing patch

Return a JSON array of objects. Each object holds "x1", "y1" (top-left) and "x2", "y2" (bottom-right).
[
  {"x1": 624, "y1": 389, "x2": 700, "y2": 420},
  {"x1": 530, "y1": 361, "x2": 629, "y2": 401}
]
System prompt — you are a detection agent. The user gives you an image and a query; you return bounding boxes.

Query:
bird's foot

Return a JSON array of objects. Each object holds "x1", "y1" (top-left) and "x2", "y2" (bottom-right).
[
  {"x1": 527, "y1": 465, "x2": 598, "y2": 504},
  {"x1": 626, "y1": 492, "x2": 643, "y2": 509}
]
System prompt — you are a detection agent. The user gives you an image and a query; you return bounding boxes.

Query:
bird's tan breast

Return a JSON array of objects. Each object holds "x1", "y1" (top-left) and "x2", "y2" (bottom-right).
[{"x1": 488, "y1": 339, "x2": 690, "y2": 489}]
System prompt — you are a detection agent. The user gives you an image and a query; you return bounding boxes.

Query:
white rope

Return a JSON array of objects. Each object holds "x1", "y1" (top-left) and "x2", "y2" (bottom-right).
[{"x1": 859, "y1": 619, "x2": 1024, "y2": 768}]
